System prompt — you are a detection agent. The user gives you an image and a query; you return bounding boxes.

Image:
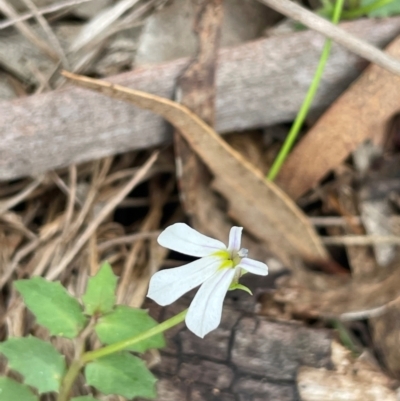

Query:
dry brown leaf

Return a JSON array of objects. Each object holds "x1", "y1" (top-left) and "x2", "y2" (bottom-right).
[
  {"x1": 173, "y1": 0, "x2": 224, "y2": 232},
  {"x1": 277, "y1": 36, "x2": 400, "y2": 200},
  {"x1": 169, "y1": 0, "x2": 271, "y2": 266},
  {"x1": 62, "y1": 70, "x2": 328, "y2": 266},
  {"x1": 274, "y1": 263, "x2": 400, "y2": 319}
]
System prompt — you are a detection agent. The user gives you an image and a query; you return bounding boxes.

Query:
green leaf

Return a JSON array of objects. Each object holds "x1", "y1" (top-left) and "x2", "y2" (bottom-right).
[
  {"x1": 15, "y1": 277, "x2": 87, "y2": 338},
  {"x1": 82, "y1": 261, "x2": 117, "y2": 316},
  {"x1": 95, "y1": 306, "x2": 165, "y2": 352},
  {"x1": 361, "y1": 0, "x2": 400, "y2": 17},
  {"x1": 229, "y1": 283, "x2": 252, "y2": 295},
  {"x1": 71, "y1": 397, "x2": 98, "y2": 401},
  {"x1": 85, "y1": 352, "x2": 156, "y2": 399},
  {"x1": 0, "y1": 336, "x2": 66, "y2": 394},
  {"x1": 0, "y1": 377, "x2": 38, "y2": 401}
]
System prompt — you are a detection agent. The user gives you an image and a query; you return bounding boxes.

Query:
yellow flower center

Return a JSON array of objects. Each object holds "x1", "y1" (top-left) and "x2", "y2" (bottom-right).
[{"x1": 213, "y1": 248, "x2": 248, "y2": 271}]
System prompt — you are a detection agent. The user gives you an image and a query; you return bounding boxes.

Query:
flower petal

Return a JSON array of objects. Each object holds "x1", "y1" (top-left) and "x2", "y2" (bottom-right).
[
  {"x1": 158, "y1": 223, "x2": 226, "y2": 257},
  {"x1": 227, "y1": 226, "x2": 243, "y2": 253},
  {"x1": 185, "y1": 268, "x2": 236, "y2": 338},
  {"x1": 237, "y1": 257, "x2": 268, "y2": 276},
  {"x1": 147, "y1": 256, "x2": 223, "y2": 306}
]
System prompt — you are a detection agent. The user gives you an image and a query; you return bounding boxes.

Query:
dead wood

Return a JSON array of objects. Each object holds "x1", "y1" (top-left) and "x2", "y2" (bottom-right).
[
  {"x1": 1, "y1": 18, "x2": 400, "y2": 180},
  {"x1": 142, "y1": 274, "x2": 334, "y2": 401}
]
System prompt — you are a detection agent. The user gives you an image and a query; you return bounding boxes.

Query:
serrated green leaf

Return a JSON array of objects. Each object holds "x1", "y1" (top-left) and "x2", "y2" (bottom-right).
[
  {"x1": 82, "y1": 262, "x2": 117, "y2": 316},
  {"x1": 15, "y1": 277, "x2": 87, "y2": 338},
  {"x1": 85, "y1": 352, "x2": 156, "y2": 399},
  {"x1": 0, "y1": 377, "x2": 38, "y2": 401},
  {"x1": 361, "y1": 0, "x2": 400, "y2": 17},
  {"x1": 0, "y1": 336, "x2": 66, "y2": 394},
  {"x1": 71, "y1": 397, "x2": 98, "y2": 401},
  {"x1": 95, "y1": 306, "x2": 165, "y2": 352}
]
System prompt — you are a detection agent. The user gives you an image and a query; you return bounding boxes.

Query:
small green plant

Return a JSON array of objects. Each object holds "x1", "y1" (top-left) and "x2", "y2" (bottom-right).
[
  {"x1": 0, "y1": 262, "x2": 165, "y2": 401},
  {"x1": 0, "y1": 224, "x2": 268, "y2": 401}
]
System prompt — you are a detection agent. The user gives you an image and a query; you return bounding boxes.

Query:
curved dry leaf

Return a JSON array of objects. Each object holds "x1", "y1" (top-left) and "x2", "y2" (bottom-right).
[
  {"x1": 275, "y1": 264, "x2": 400, "y2": 319},
  {"x1": 61, "y1": 71, "x2": 327, "y2": 265}
]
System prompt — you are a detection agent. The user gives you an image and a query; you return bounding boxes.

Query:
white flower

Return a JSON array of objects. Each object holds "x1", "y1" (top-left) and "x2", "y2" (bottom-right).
[{"x1": 147, "y1": 223, "x2": 268, "y2": 338}]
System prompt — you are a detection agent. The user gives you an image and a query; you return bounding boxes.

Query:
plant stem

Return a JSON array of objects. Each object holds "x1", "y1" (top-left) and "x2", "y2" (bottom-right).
[
  {"x1": 57, "y1": 309, "x2": 187, "y2": 400},
  {"x1": 267, "y1": 0, "x2": 345, "y2": 181},
  {"x1": 342, "y1": 0, "x2": 394, "y2": 19},
  {"x1": 57, "y1": 360, "x2": 83, "y2": 401},
  {"x1": 81, "y1": 309, "x2": 187, "y2": 363},
  {"x1": 57, "y1": 317, "x2": 96, "y2": 401}
]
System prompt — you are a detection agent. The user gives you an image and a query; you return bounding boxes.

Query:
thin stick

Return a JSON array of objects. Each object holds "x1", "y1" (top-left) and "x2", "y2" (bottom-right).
[
  {"x1": 259, "y1": 0, "x2": 400, "y2": 75},
  {"x1": 339, "y1": 305, "x2": 388, "y2": 320},
  {"x1": 0, "y1": 212, "x2": 37, "y2": 240},
  {"x1": 322, "y1": 235, "x2": 400, "y2": 245},
  {"x1": 63, "y1": 165, "x2": 77, "y2": 234},
  {"x1": 46, "y1": 151, "x2": 159, "y2": 280},
  {"x1": 0, "y1": 0, "x2": 94, "y2": 30},
  {"x1": 21, "y1": 0, "x2": 70, "y2": 68},
  {"x1": 0, "y1": 177, "x2": 43, "y2": 216},
  {"x1": 338, "y1": 294, "x2": 400, "y2": 320},
  {"x1": 0, "y1": 239, "x2": 41, "y2": 289},
  {"x1": 97, "y1": 231, "x2": 161, "y2": 252},
  {"x1": 0, "y1": 0, "x2": 59, "y2": 61},
  {"x1": 49, "y1": 171, "x2": 83, "y2": 207},
  {"x1": 69, "y1": 0, "x2": 141, "y2": 52},
  {"x1": 310, "y1": 216, "x2": 362, "y2": 226}
]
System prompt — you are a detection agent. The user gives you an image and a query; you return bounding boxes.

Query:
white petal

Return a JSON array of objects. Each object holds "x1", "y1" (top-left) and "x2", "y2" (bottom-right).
[
  {"x1": 228, "y1": 226, "x2": 243, "y2": 252},
  {"x1": 237, "y1": 257, "x2": 268, "y2": 276},
  {"x1": 147, "y1": 256, "x2": 222, "y2": 306},
  {"x1": 185, "y1": 268, "x2": 236, "y2": 338},
  {"x1": 158, "y1": 223, "x2": 226, "y2": 257}
]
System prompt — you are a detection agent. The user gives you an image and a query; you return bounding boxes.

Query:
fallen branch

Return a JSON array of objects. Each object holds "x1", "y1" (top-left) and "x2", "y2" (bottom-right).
[{"x1": 1, "y1": 17, "x2": 400, "y2": 180}]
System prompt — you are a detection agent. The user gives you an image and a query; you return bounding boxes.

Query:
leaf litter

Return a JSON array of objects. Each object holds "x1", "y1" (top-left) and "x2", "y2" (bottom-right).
[
  {"x1": 1, "y1": 1, "x2": 400, "y2": 399},
  {"x1": 62, "y1": 70, "x2": 328, "y2": 267}
]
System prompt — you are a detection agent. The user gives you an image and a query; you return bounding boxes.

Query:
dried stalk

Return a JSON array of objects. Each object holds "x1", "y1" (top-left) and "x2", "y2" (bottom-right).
[
  {"x1": 46, "y1": 151, "x2": 159, "y2": 280},
  {"x1": 259, "y1": 0, "x2": 400, "y2": 75}
]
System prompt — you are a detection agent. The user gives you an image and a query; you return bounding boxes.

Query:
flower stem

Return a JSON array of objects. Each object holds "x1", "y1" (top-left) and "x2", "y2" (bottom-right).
[
  {"x1": 57, "y1": 360, "x2": 83, "y2": 401},
  {"x1": 57, "y1": 317, "x2": 96, "y2": 401},
  {"x1": 342, "y1": 0, "x2": 394, "y2": 19},
  {"x1": 266, "y1": 0, "x2": 345, "y2": 181},
  {"x1": 81, "y1": 309, "x2": 187, "y2": 363},
  {"x1": 57, "y1": 309, "x2": 187, "y2": 400}
]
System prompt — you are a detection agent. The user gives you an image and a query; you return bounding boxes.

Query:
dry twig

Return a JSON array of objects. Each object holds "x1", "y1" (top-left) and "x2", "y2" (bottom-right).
[
  {"x1": 0, "y1": 0, "x2": 59, "y2": 61},
  {"x1": 21, "y1": 0, "x2": 70, "y2": 68},
  {"x1": 259, "y1": 0, "x2": 400, "y2": 75},
  {"x1": 322, "y1": 235, "x2": 400, "y2": 246},
  {"x1": 46, "y1": 151, "x2": 159, "y2": 280},
  {"x1": 0, "y1": 177, "x2": 43, "y2": 216},
  {"x1": 0, "y1": 0, "x2": 95, "y2": 30}
]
